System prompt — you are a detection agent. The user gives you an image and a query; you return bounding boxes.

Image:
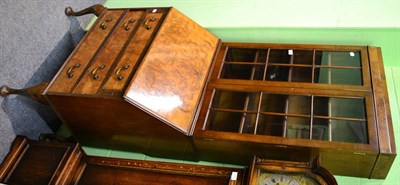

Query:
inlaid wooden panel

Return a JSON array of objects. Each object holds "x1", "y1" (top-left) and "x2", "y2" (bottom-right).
[
  {"x1": 76, "y1": 157, "x2": 244, "y2": 185},
  {"x1": 103, "y1": 10, "x2": 164, "y2": 92},
  {"x1": 73, "y1": 10, "x2": 145, "y2": 95},
  {"x1": 124, "y1": 8, "x2": 220, "y2": 134},
  {"x1": 47, "y1": 10, "x2": 124, "y2": 94}
]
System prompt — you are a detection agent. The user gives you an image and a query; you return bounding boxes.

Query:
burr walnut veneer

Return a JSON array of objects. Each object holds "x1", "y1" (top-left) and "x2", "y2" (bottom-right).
[{"x1": 0, "y1": 4, "x2": 395, "y2": 179}]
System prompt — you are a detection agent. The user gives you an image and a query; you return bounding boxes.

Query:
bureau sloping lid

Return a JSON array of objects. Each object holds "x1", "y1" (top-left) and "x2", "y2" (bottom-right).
[{"x1": 123, "y1": 8, "x2": 219, "y2": 135}]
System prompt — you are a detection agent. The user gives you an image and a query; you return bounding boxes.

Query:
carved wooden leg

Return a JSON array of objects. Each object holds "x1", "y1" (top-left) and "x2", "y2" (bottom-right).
[
  {"x1": 0, "y1": 82, "x2": 49, "y2": 104},
  {"x1": 65, "y1": 4, "x2": 106, "y2": 17}
]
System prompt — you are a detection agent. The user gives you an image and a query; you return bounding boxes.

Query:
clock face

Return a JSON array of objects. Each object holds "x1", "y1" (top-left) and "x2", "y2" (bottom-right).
[
  {"x1": 257, "y1": 170, "x2": 320, "y2": 185},
  {"x1": 259, "y1": 174, "x2": 300, "y2": 185}
]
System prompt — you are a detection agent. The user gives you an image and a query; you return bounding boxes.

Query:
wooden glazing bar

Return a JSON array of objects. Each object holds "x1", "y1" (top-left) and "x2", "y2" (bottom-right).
[
  {"x1": 258, "y1": 112, "x2": 311, "y2": 118},
  {"x1": 312, "y1": 50, "x2": 316, "y2": 83},
  {"x1": 253, "y1": 92, "x2": 264, "y2": 135},
  {"x1": 250, "y1": 50, "x2": 260, "y2": 80},
  {"x1": 223, "y1": 62, "x2": 266, "y2": 65},
  {"x1": 313, "y1": 115, "x2": 366, "y2": 122},
  {"x1": 267, "y1": 63, "x2": 313, "y2": 68},
  {"x1": 327, "y1": 53, "x2": 333, "y2": 141},
  {"x1": 309, "y1": 95, "x2": 314, "y2": 140},
  {"x1": 315, "y1": 65, "x2": 362, "y2": 69},
  {"x1": 262, "y1": 48, "x2": 271, "y2": 81},
  {"x1": 238, "y1": 95, "x2": 250, "y2": 133},
  {"x1": 283, "y1": 96, "x2": 290, "y2": 137},
  {"x1": 288, "y1": 53, "x2": 294, "y2": 82},
  {"x1": 210, "y1": 108, "x2": 257, "y2": 114}
]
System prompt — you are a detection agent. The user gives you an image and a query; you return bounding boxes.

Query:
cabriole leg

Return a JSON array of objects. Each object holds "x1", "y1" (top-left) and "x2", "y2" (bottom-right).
[
  {"x1": 1, "y1": 82, "x2": 49, "y2": 104},
  {"x1": 65, "y1": 4, "x2": 106, "y2": 17}
]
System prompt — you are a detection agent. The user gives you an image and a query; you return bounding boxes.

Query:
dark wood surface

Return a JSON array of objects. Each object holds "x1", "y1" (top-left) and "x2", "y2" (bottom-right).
[
  {"x1": 367, "y1": 46, "x2": 397, "y2": 178},
  {"x1": 0, "y1": 136, "x2": 245, "y2": 185},
  {"x1": 45, "y1": 95, "x2": 197, "y2": 161},
  {"x1": 0, "y1": 136, "x2": 83, "y2": 185}
]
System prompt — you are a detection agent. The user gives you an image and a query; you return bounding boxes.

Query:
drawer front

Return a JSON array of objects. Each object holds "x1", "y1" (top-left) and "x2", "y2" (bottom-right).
[
  {"x1": 47, "y1": 10, "x2": 124, "y2": 94},
  {"x1": 102, "y1": 9, "x2": 164, "y2": 92},
  {"x1": 73, "y1": 10, "x2": 145, "y2": 95}
]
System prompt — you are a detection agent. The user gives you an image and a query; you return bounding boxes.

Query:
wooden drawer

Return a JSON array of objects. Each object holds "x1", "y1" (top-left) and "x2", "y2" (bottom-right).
[
  {"x1": 73, "y1": 10, "x2": 145, "y2": 95},
  {"x1": 47, "y1": 10, "x2": 124, "y2": 94},
  {"x1": 102, "y1": 9, "x2": 165, "y2": 93},
  {"x1": 74, "y1": 9, "x2": 165, "y2": 95}
]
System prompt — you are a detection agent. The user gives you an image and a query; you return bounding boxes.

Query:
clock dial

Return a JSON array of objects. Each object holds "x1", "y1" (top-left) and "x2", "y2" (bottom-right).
[
  {"x1": 249, "y1": 156, "x2": 336, "y2": 185},
  {"x1": 259, "y1": 174, "x2": 300, "y2": 185},
  {"x1": 257, "y1": 171, "x2": 320, "y2": 185}
]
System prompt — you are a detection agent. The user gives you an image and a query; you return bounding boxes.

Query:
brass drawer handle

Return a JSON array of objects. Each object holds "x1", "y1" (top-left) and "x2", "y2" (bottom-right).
[
  {"x1": 124, "y1": 19, "x2": 136, "y2": 31},
  {"x1": 100, "y1": 16, "x2": 113, "y2": 30},
  {"x1": 144, "y1": 17, "x2": 156, "y2": 30},
  {"x1": 114, "y1": 65, "x2": 129, "y2": 81},
  {"x1": 91, "y1": 64, "x2": 106, "y2": 80},
  {"x1": 67, "y1": 63, "x2": 81, "y2": 78}
]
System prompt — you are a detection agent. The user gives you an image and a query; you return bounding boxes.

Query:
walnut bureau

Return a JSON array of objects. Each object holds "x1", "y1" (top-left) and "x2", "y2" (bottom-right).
[{"x1": 0, "y1": 4, "x2": 395, "y2": 179}]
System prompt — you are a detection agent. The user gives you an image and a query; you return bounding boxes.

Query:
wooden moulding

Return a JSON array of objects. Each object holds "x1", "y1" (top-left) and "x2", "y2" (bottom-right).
[
  {"x1": 367, "y1": 46, "x2": 396, "y2": 179},
  {"x1": 0, "y1": 136, "x2": 83, "y2": 184}
]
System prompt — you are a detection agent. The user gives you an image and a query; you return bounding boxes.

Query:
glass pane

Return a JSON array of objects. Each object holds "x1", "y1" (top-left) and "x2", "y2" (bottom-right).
[
  {"x1": 313, "y1": 118, "x2": 367, "y2": 143},
  {"x1": 269, "y1": 49, "x2": 291, "y2": 64},
  {"x1": 221, "y1": 64, "x2": 265, "y2": 80},
  {"x1": 242, "y1": 113, "x2": 257, "y2": 134},
  {"x1": 268, "y1": 49, "x2": 314, "y2": 65},
  {"x1": 315, "y1": 51, "x2": 323, "y2": 65},
  {"x1": 256, "y1": 50, "x2": 269, "y2": 63},
  {"x1": 265, "y1": 66, "x2": 289, "y2": 81},
  {"x1": 221, "y1": 64, "x2": 251, "y2": 80},
  {"x1": 211, "y1": 90, "x2": 247, "y2": 110},
  {"x1": 225, "y1": 48, "x2": 258, "y2": 62},
  {"x1": 288, "y1": 95, "x2": 311, "y2": 115},
  {"x1": 212, "y1": 90, "x2": 260, "y2": 111},
  {"x1": 290, "y1": 67, "x2": 312, "y2": 82},
  {"x1": 314, "y1": 67, "x2": 362, "y2": 85},
  {"x1": 207, "y1": 111, "x2": 242, "y2": 132},
  {"x1": 260, "y1": 94, "x2": 288, "y2": 113},
  {"x1": 286, "y1": 117, "x2": 311, "y2": 139},
  {"x1": 292, "y1": 50, "x2": 314, "y2": 65},
  {"x1": 256, "y1": 114, "x2": 284, "y2": 136},
  {"x1": 246, "y1": 93, "x2": 261, "y2": 111},
  {"x1": 313, "y1": 97, "x2": 366, "y2": 119},
  {"x1": 318, "y1": 51, "x2": 361, "y2": 67}
]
